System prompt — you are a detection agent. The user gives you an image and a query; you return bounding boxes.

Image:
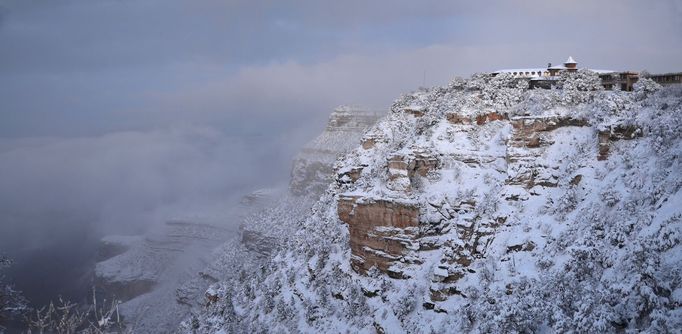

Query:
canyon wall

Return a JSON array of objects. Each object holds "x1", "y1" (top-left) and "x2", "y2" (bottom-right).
[
  {"x1": 290, "y1": 106, "x2": 384, "y2": 195},
  {"x1": 337, "y1": 106, "x2": 651, "y2": 305}
]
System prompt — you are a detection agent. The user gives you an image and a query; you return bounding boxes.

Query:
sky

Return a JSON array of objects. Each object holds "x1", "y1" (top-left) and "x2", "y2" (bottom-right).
[
  {"x1": 1, "y1": 0, "x2": 680, "y2": 138},
  {"x1": 0, "y1": 0, "x2": 681, "y2": 305}
]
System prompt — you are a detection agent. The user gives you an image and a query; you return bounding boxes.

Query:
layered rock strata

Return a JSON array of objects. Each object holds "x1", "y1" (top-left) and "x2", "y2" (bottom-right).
[
  {"x1": 339, "y1": 110, "x2": 643, "y2": 295},
  {"x1": 597, "y1": 124, "x2": 643, "y2": 160},
  {"x1": 289, "y1": 106, "x2": 384, "y2": 195},
  {"x1": 240, "y1": 106, "x2": 384, "y2": 257},
  {"x1": 338, "y1": 196, "x2": 419, "y2": 277},
  {"x1": 506, "y1": 116, "x2": 590, "y2": 188}
]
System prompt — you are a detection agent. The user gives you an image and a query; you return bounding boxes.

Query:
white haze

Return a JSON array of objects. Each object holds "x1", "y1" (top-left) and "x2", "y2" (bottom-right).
[
  {"x1": 0, "y1": 126, "x2": 296, "y2": 250},
  {"x1": 0, "y1": 125, "x2": 307, "y2": 306}
]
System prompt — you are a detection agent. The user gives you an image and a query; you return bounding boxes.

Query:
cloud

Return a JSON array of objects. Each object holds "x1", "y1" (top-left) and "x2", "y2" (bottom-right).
[
  {"x1": 0, "y1": 126, "x2": 290, "y2": 251},
  {"x1": 142, "y1": 37, "x2": 682, "y2": 128},
  {"x1": 143, "y1": 44, "x2": 498, "y2": 118}
]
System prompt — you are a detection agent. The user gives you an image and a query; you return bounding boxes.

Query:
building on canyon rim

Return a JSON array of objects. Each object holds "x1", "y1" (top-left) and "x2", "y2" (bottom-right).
[
  {"x1": 649, "y1": 72, "x2": 682, "y2": 86},
  {"x1": 492, "y1": 56, "x2": 680, "y2": 91}
]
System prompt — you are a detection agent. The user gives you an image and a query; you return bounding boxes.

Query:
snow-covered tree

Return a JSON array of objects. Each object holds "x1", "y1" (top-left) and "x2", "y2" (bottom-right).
[{"x1": 0, "y1": 255, "x2": 27, "y2": 332}]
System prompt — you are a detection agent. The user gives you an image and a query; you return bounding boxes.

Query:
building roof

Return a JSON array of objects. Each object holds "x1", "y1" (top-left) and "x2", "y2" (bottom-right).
[
  {"x1": 530, "y1": 77, "x2": 559, "y2": 81},
  {"x1": 650, "y1": 72, "x2": 682, "y2": 76},
  {"x1": 492, "y1": 68, "x2": 546, "y2": 74},
  {"x1": 591, "y1": 69, "x2": 616, "y2": 74},
  {"x1": 496, "y1": 68, "x2": 615, "y2": 77},
  {"x1": 491, "y1": 57, "x2": 616, "y2": 76}
]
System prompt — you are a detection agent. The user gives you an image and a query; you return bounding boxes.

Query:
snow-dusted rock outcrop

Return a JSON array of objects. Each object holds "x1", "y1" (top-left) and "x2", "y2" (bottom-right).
[
  {"x1": 290, "y1": 106, "x2": 384, "y2": 195},
  {"x1": 188, "y1": 72, "x2": 682, "y2": 333},
  {"x1": 238, "y1": 106, "x2": 385, "y2": 258}
]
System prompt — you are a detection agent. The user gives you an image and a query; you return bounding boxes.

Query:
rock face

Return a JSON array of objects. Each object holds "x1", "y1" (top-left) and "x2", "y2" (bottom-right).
[
  {"x1": 240, "y1": 106, "x2": 384, "y2": 256},
  {"x1": 447, "y1": 111, "x2": 508, "y2": 125},
  {"x1": 597, "y1": 124, "x2": 643, "y2": 160},
  {"x1": 384, "y1": 151, "x2": 440, "y2": 192},
  {"x1": 506, "y1": 116, "x2": 590, "y2": 188},
  {"x1": 336, "y1": 111, "x2": 635, "y2": 291},
  {"x1": 509, "y1": 116, "x2": 587, "y2": 149},
  {"x1": 240, "y1": 227, "x2": 278, "y2": 258},
  {"x1": 338, "y1": 196, "x2": 419, "y2": 277},
  {"x1": 290, "y1": 106, "x2": 384, "y2": 195}
]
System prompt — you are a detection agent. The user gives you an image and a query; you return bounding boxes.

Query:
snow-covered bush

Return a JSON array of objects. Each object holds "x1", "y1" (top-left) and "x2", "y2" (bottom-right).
[
  {"x1": 480, "y1": 73, "x2": 527, "y2": 109},
  {"x1": 633, "y1": 77, "x2": 661, "y2": 101},
  {"x1": 0, "y1": 255, "x2": 27, "y2": 331},
  {"x1": 447, "y1": 76, "x2": 467, "y2": 91},
  {"x1": 466, "y1": 73, "x2": 490, "y2": 91},
  {"x1": 556, "y1": 69, "x2": 604, "y2": 105},
  {"x1": 557, "y1": 69, "x2": 604, "y2": 92}
]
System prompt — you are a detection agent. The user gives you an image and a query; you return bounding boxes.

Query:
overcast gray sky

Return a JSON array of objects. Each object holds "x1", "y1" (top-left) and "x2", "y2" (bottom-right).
[{"x1": 1, "y1": 0, "x2": 680, "y2": 138}]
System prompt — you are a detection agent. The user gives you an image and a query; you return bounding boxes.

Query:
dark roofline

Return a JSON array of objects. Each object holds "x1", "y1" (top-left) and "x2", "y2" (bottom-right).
[{"x1": 650, "y1": 72, "x2": 682, "y2": 76}]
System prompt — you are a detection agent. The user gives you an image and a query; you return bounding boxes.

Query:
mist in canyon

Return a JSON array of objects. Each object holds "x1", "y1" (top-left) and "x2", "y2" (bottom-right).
[{"x1": 0, "y1": 126, "x2": 299, "y2": 306}]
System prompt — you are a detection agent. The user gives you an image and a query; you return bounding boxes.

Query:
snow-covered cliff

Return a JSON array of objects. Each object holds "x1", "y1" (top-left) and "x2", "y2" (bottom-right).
[
  {"x1": 187, "y1": 71, "x2": 682, "y2": 333},
  {"x1": 290, "y1": 106, "x2": 384, "y2": 195}
]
